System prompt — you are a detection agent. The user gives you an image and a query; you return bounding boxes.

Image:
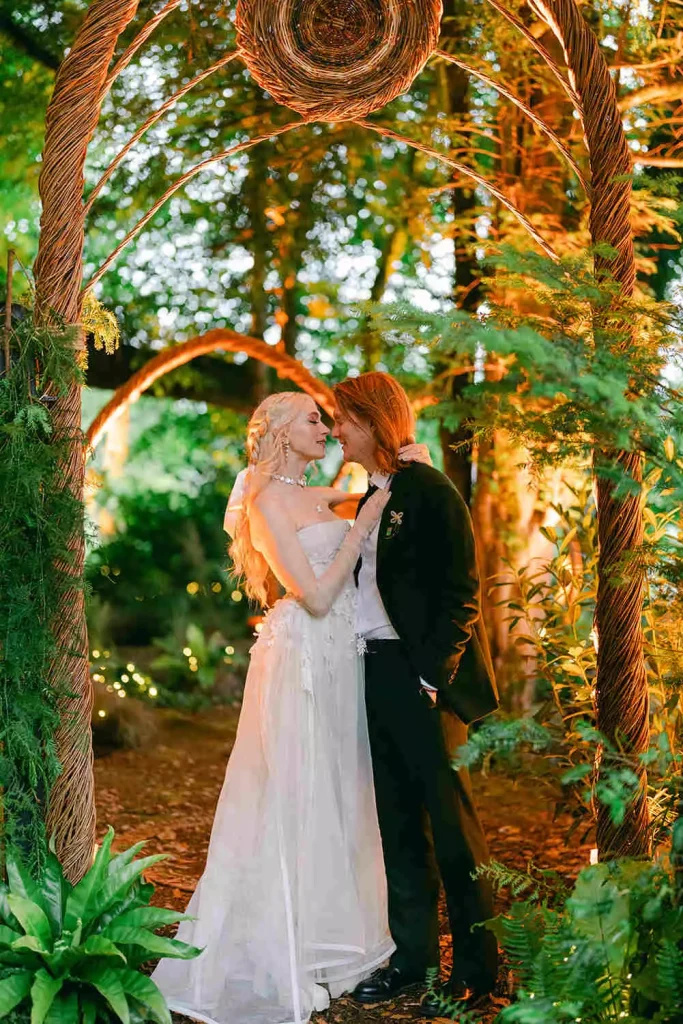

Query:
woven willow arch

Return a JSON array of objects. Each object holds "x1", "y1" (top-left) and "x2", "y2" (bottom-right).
[
  {"x1": 29, "y1": 0, "x2": 647, "y2": 880},
  {"x1": 86, "y1": 330, "x2": 335, "y2": 451}
]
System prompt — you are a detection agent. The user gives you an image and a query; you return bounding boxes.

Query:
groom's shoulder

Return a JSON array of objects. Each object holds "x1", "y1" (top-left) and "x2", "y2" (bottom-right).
[{"x1": 397, "y1": 462, "x2": 462, "y2": 499}]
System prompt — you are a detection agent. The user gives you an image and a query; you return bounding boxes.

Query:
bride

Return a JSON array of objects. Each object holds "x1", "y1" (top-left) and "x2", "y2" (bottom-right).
[{"x1": 151, "y1": 391, "x2": 428, "y2": 1024}]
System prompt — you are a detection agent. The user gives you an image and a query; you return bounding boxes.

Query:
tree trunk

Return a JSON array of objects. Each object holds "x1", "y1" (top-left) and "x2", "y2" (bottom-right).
[{"x1": 33, "y1": 0, "x2": 141, "y2": 882}]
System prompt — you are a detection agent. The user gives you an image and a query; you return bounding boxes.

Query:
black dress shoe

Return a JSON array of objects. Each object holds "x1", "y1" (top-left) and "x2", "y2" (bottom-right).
[
  {"x1": 351, "y1": 965, "x2": 426, "y2": 1004},
  {"x1": 420, "y1": 979, "x2": 490, "y2": 1017}
]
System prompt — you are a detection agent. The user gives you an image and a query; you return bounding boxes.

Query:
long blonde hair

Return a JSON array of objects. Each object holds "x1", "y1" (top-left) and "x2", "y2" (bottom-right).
[{"x1": 230, "y1": 392, "x2": 313, "y2": 607}]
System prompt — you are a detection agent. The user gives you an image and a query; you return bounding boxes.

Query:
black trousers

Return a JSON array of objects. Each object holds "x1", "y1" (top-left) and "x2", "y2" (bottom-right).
[{"x1": 364, "y1": 640, "x2": 498, "y2": 991}]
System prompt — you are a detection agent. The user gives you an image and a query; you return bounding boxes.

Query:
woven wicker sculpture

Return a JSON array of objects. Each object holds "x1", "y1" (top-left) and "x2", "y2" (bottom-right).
[
  {"x1": 236, "y1": 0, "x2": 443, "y2": 121},
  {"x1": 27, "y1": 0, "x2": 650, "y2": 881}
]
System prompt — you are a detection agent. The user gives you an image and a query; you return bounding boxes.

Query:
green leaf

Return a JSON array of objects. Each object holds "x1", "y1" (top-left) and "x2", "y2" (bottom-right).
[
  {"x1": 64, "y1": 828, "x2": 115, "y2": 931},
  {"x1": 82, "y1": 935, "x2": 127, "y2": 962},
  {"x1": 102, "y1": 926, "x2": 202, "y2": 961},
  {"x1": 119, "y1": 969, "x2": 172, "y2": 1024},
  {"x1": 12, "y1": 935, "x2": 50, "y2": 955},
  {"x1": 561, "y1": 764, "x2": 593, "y2": 784},
  {"x1": 107, "y1": 908, "x2": 193, "y2": 931},
  {"x1": 44, "y1": 989, "x2": 79, "y2": 1024},
  {"x1": 0, "y1": 924, "x2": 22, "y2": 947},
  {"x1": 5, "y1": 848, "x2": 48, "y2": 918},
  {"x1": 7, "y1": 895, "x2": 54, "y2": 951},
  {"x1": 79, "y1": 995, "x2": 98, "y2": 1024},
  {"x1": 96, "y1": 855, "x2": 167, "y2": 922},
  {"x1": 0, "y1": 888, "x2": 21, "y2": 931},
  {"x1": 97, "y1": 883, "x2": 154, "y2": 933},
  {"x1": 106, "y1": 843, "x2": 147, "y2": 881},
  {"x1": 76, "y1": 964, "x2": 130, "y2": 1024},
  {"x1": 30, "y1": 969, "x2": 64, "y2": 1024},
  {"x1": 0, "y1": 970, "x2": 33, "y2": 1016},
  {"x1": 567, "y1": 866, "x2": 632, "y2": 976},
  {"x1": 40, "y1": 851, "x2": 68, "y2": 937}
]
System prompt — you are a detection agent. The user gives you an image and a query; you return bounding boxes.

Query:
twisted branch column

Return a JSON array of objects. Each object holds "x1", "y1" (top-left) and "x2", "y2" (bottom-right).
[
  {"x1": 529, "y1": 0, "x2": 649, "y2": 858},
  {"x1": 33, "y1": 0, "x2": 141, "y2": 882}
]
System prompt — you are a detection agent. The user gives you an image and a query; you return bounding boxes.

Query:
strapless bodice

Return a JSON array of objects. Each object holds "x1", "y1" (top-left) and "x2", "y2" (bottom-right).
[{"x1": 296, "y1": 518, "x2": 351, "y2": 575}]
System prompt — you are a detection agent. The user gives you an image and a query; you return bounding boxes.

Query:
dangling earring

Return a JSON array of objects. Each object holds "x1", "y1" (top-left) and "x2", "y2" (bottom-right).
[{"x1": 283, "y1": 436, "x2": 290, "y2": 463}]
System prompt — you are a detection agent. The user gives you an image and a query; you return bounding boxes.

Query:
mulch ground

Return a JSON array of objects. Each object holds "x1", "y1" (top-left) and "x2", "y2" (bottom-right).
[{"x1": 94, "y1": 707, "x2": 593, "y2": 1023}]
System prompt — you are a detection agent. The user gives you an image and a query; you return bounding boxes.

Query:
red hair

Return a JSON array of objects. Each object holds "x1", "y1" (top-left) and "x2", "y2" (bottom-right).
[{"x1": 333, "y1": 372, "x2": 415, "y2": 474}]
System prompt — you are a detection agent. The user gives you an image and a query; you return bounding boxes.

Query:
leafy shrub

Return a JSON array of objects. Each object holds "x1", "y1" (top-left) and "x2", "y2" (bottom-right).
[
  {"x1": 0, "y1": 829, "x2": 200, "y2": 1023},
  {"x1": 483, "y1": 850, "x2": 683, "y2": 1023}
]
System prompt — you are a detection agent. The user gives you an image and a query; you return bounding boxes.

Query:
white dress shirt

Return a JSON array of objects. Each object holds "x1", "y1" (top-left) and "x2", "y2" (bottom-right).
[{"x1": 356, "y1": 471, "x2": 437, "y2": 694}]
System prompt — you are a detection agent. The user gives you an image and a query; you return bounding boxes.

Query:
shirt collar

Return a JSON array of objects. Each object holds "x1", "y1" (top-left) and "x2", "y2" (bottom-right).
[{"x1": 370, "y1": 471, "x2": 392, "y2": 489}]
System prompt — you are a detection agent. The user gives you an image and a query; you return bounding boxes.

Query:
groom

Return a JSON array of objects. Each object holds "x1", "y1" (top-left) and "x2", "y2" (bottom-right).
[{"x1": 331, "y1": 372, "x2": 499, "y2": 1011}]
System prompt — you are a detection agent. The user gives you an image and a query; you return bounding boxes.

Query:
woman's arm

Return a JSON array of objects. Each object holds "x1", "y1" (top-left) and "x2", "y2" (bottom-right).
[{"x1": 250, "y1": 489, "x2": 390, "y2": 617}]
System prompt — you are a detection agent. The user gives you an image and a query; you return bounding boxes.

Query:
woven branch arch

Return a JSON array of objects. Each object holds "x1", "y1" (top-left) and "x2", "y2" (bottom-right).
[
  {"x1": 86, "y1": 330, "x2": 335, "y2": 451},
  {"x1": 30, "y1": 0, "x2": 648, "y2": 879},
  {"x1": 77, "y1": 0, "x2": 598, "y2": 289}
]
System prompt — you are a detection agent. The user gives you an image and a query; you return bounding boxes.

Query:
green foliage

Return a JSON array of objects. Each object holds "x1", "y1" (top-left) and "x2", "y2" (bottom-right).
[
  {"x1": 0, "y1": 828, "x2": 201, "y2": 1024},
  {"x1": 453, "y1": 468, "x2": 682, "y2": 844},
  {"x1": 484, "y1": 857, "x2": 683, "y2": 1023},
  {"x1": 372, "y1": 249, "x2": 683, "y2": 495},
  {"x1": 0, "y1": 312, "x2": 84, "y2": 874},
  {"x1": 150, "y1": 622, "x2": 248, "y2": 709},
  {"x1": 423, "y1": 967, "x2": 482, "y2": 1023},
  {"x1": 85, "y1": 484, "x2": 248, "y2": 649}
]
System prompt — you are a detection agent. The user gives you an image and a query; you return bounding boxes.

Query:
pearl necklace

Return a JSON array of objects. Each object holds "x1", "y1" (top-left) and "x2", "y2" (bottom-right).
[{"x1": 270, "y1": 472, "x2": 307, "y2": 488}]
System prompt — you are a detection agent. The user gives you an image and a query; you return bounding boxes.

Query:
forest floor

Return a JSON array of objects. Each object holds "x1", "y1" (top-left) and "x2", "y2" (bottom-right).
[{"x1": 94, "y1": 706, "x2": 593, "y2": 1024}]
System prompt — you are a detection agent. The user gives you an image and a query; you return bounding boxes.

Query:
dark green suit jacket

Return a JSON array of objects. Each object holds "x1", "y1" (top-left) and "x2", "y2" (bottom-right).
[{"x1": 356, "y1": 462, "x2": 499, "y2": 725}]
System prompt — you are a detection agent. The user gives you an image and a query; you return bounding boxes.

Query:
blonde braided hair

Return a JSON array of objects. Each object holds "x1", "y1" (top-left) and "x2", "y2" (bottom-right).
[{"x1": 230, "y1": 392, "x2": 313, "y2": 607}]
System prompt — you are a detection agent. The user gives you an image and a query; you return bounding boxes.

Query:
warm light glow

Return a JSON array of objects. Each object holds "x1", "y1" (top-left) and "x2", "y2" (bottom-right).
[
  {"x1": 113, "y1": 681, "x2": 121, "y2": 690},
  {"x1": 121, "y1": 674, "x2": 129, "y2": 683},
  {"x1": 126, "y1": 662, "x2": 135, "y2": 671},
  {"x1": 98, "y1": 709, "x2": 106, "y2": 718},
  {"x1": 187, "y1": 581, "x2": 200, "y2": 595},
  {"x1": 183, "y1": 647, "x2": 192, "y2": 656},
  {"x1": 231, "y1": 590, "x2": 243, "y2": 603},
  {"x1": 118, "y1": 690, "x2": 126, "y2": 698},
  {"x1": 225, "y1": 645, "x2": 235, "y2": 655},
  {"x1": 211, "y1": 582, "x2": 222, "y2": 593},
  {"x1": 92, "y1": 650, "x2": 101, "y2": 659},
  {"x1": 149, "y1": 687, "x2": 158, "y2": 697}
]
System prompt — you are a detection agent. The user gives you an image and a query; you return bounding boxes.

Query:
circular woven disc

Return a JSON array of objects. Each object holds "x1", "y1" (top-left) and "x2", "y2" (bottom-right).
[{"x1": 236, "y1": 0, "x2": 443, "y2": 121}]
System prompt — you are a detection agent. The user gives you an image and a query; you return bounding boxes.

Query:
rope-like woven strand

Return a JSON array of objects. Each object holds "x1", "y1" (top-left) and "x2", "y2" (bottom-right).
[
  {"x1": 102, "y1": 0, "x2": 183, "y2": 96},
  {"x1": 85, "y1": 52, "x2": 240, "y2": 213},
  {"x1": 83, "y1": 119, "x2": 303, "y2": 292},
  {"x1": 434, "y1": 50, "x2": 590, "y2": 196},
  {"x1": 483, "y1": 0, "x2": 582, "y2": 114},
  {"x1": 85, "y1": 330, "x2": 335, "y2": 452},
  {"x1": 354, "y1": 118, "x2": 560, "y2": 261},
  {"x1": 32, "y1": 0, "x2": 141, "y2": 883},
  {"x1": 529, "y1": 0, "x2": 649, "y2": 860}
]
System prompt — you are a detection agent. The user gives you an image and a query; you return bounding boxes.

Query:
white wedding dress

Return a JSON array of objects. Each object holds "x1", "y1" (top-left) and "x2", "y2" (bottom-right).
[{"x1": 152, "y1": 519, "x2": 394, "y2": 1024}]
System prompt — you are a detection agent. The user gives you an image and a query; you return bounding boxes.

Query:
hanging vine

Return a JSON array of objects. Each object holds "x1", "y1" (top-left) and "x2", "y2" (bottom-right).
[{"x1": 0, "y1": 313, "x2": 85, "y2": 876}]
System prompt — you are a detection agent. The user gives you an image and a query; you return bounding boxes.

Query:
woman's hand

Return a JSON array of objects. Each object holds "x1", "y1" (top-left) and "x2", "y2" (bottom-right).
[
  {"x1": 398, "y1": 442, "x2": 432, "y2": 466},
  {"x1": 353, "y1": 487, "x2": 391, "y2": 540}
]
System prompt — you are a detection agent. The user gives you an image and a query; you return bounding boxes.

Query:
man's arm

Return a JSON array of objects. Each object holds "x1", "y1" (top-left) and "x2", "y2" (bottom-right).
[{"x1": 414, "y1": 479, "x2": 481, "y2": 689}]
